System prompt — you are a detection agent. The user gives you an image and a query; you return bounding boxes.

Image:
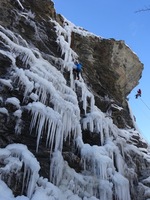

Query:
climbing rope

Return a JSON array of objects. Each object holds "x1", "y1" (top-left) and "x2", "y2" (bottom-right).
[
  {"x1": 139, "y1": 97, "x2": 150, "y2": 111},
  {"x1": 132, "y1": 90, "x2": 150, "y2": 112}
]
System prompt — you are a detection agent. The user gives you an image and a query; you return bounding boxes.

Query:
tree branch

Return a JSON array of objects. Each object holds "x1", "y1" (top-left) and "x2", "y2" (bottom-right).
[{"x1": 135, "y1": 6, "x2": 150, "y2": 13}]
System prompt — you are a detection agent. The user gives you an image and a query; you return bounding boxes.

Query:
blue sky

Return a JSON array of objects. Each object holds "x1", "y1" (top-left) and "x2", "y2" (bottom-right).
[{"x1": 53, "y1": 0, "x2": 150, "y2": 143}]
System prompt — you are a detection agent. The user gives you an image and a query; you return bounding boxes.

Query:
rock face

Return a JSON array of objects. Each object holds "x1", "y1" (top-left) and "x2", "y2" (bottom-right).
[
  {"x1": 71, "y1": 35, "x2": 143, "y2": 104},
  {"x1": 71, "y1": 30, "x2": 143, "y2": 130},
  {"x1": 0, "y1": 0, "x2": 150, "y2": 200}
]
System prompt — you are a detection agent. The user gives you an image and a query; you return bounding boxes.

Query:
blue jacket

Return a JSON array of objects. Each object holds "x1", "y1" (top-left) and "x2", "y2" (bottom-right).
[{"x1": 75, "y1": 63, "x2": 82, "y2": 71}]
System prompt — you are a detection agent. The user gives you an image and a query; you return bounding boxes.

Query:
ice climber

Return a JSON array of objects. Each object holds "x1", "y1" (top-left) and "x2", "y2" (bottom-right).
[
  {"x1": 73, "y1": 61, "x2": 82, "y2": 80},
  {"x1": 135, "y1": 89, "x2": 141, "y2": 99}
]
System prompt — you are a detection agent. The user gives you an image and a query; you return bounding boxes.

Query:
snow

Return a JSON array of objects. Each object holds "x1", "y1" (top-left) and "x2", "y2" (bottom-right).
[
  {"x1": 13, "y1": 109, "x2": 22, "y2": 118},
  {"x1": 0, "y1": 180, "x2": 14, "y2": 200},
  {"x1": 0, "y1": 13, "x2": 148, "y2": 200},
  {"x1": 142, "y1": 176, "x2": 150, "y2": 184},
  {"x1": 6, "y1": 97, "x2": 20, "y2": 108},
  {"x1": 0, "y1": 180, "x2": 29, "y2": 200},
  {"x1": 0, "y1": 107, "x2": 9, "y2": 115},
  {"x1": 111, "y1": 103, "x2": 123, "y2": 111},
  {"x1": 0, "y1": 78, "x2": 13, "y2": 89},
  {"x1": 29, "y1": 93, "x2": 39, "y2": 101}
]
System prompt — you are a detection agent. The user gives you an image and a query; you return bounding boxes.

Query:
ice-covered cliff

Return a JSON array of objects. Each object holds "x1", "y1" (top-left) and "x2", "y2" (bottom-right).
[{"x1": 0, "y1": 0, "x2": 150, "y2": 200}]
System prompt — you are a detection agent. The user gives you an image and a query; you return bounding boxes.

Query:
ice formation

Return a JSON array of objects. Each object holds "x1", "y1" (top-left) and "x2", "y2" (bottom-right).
[
  {"x1": 0, "y1": 144, "x2": 40, "y2": 199},
  {"x1": 0, "y1": 9, "x2": 149, "y2": 200}
]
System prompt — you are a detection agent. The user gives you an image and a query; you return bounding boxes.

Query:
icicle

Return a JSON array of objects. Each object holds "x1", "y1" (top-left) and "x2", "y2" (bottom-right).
[
  {"x1": 14, "y1": 68, "x2": 34, "y2": 99},
  {"x1": 90, "y1": 95, "x2": 95, "y2": 112},
  {"x1": 81, "y1": 111, "x2": 106, "y2": 145},
  {"x1": 27, "y1": 102, "x2": 63, "y2": 152},
  {"x1": 98, "y1": 180, "x2": 113, "y2": 200},
  {"x1": 52, "y1": 18, "x2": 78, "y2": 90},
  {"x1": 15, "y1": 118, "x2": 22, "y2": 135},
  {"x1": 0, "y1": 30, "x2": 36, "y2": 67},
  {"x1": 15, "y1": 0, "x2": 24, "y2": 10},
  {"x1": 36, "y1": 112, "x2": 45, "y2": 152},
  {"x1": 112, "y1": 172, "x2": 131, "y2": 200},
  {"x1": 50, "y1": 151, "x2": 64, "y2": 186},
  {"x1": 0, "y1": 144, "x2": 41, "y2": 198},
  {"x1": 0, "y1": 78, "x2": 13, "y2": 90},
  {"x1": 46, "y1": 118, "x2": 53, "y2": 147},
  {"x1": 114, "y1": 151, "x2": 126, "y2": 175},
  {"x1": 53, "y1": 122, "x2": 63, "y2": 152},
  {"x1": 80, "y1": 144, "x2": 114, "y2": 179},
  {"x1": 27, "y1": 96, "x2": 80, "y2": 153},
  {"x1": 27, "y1": 171, "x2": 39, "y2": 198}
]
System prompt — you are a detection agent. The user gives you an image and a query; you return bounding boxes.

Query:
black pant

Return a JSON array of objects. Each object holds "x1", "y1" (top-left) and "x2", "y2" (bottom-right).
[
  {"x1": 73, "y1": 69, "x2": 80, "y2": 80},
  {"x1": 76, "y1": 69, "x2": 80, "y2": 79}
]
